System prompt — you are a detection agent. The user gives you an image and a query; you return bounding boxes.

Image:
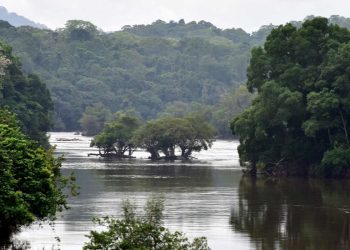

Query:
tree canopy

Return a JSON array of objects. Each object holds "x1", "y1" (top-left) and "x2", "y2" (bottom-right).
[
  {"x1": 231, "y1": 18, "x2": 350, "y2": 177},
  {"x1": 1, "y1": 17, "x2": 350, "y2": 136},
  {"x1": 0, "y1": 19, "x2": 259, "y2": 135},
  {"x1": 133, "y1": 116, "x2": 216, "y2": 160},
  {"x1": 90, "y1": 112, "x2": 140, "y2": 158},
  {"x1": 0, "y1": 16, "x2": 350, "y2": 136}
]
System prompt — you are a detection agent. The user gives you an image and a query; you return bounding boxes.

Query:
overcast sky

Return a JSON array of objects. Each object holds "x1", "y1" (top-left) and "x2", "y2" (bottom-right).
[{"x1": 0, "y1": 0, "x2": 349, "y2": 32}]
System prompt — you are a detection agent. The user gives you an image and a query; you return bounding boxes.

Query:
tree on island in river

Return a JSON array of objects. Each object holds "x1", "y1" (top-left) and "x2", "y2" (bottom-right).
[
  {"x1": 90, "y1": 112, "x2": 140, "y2": 158},
  {"x1": 231, "y1": 17, "x2": 350, "y2": 177},
  {"x1": 90, "y1": 114, "x2": 215, "y2": 160},
  {"x1": 132, "y1": 116, "x2": 216, "y2": 160},
  {"x1": 0, "y1": 109, "x2": 76, "y2": 242}
]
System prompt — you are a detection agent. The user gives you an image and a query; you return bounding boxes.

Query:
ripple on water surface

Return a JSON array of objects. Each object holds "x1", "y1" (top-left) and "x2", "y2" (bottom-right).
[
  {"x1": 16, "y1": 132, "x2": 350, "y2": 250},
  {"x1": 15, "y1": 132, "x2": 248, "y2": 249}
]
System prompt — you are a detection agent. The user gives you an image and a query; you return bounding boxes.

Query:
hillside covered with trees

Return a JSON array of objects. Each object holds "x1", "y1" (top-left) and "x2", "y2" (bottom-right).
[
  {"x1": 0, "y1": 39, "x2": 73, "y2": 243},
  {"x1": 0, "y1": 40, "x2": 52, "y2": 146},
  {"x1": 0, "y1": 16, "x2": 349, "y2": 136}
]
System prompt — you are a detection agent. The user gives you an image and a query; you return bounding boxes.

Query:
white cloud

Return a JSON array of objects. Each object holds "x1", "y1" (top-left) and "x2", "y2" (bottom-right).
[{"x1": 0, "y1": 0, "x2": 348, "y2": 32}]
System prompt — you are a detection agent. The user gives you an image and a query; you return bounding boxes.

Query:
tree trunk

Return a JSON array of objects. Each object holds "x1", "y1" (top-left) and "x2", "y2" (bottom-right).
[
  {"x1": 250, "y1": 162, "x2": 257, "y2": 177},
  {"x1": 148, "y1": 147, "x2": 160, "y2": 160},
  {"x1": 327, "y1": 128, "x2": 332, "y2": 146},
  {"x1": 339, "y1": 109, "x2": 349, "y2": 146},
  {"x1": 170, "y1": 146, "x2": 175, "y2": 157},
  {"x1": 180, "y1": 146, "x2": 186, "y2": 157},
  {"x1": 184, "y1": 149, "x2": 192, "y2": 159}
]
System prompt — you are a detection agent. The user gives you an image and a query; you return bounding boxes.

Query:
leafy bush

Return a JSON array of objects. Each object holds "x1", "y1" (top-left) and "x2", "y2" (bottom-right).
[
  {"x1": 321, "y1": 148, "x2": 350, "y2": 177},
  {"x1": 84, "y1": 197, "x2": 210, "y2": 250}
]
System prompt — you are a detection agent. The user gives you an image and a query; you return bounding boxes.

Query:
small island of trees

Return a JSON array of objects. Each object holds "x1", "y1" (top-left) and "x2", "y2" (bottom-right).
[{"x1": 90, "y1": 113, "x2": 216, "y2": 160}]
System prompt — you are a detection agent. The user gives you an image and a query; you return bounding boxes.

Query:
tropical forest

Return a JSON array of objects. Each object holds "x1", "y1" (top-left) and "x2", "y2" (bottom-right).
[{"x1": 1, "y1": 2, "x2": 350, "y2": 249}]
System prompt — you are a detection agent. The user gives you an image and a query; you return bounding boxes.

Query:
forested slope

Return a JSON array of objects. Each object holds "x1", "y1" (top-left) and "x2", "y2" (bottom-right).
[
  {"x1": 0, "y1": 40, "x2": 52, "y2": 146},
  {"x1": 0, "y1": 16, "x2": 348, "y2": 134},
  {"x1": 0, "y1": 19, "x2": 257, "y2": 131}
]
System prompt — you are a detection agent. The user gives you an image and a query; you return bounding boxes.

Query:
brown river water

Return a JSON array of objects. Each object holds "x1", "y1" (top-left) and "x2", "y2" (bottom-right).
[{"x1": 11, "y1": 132, "x2": 350, "y2": 249}]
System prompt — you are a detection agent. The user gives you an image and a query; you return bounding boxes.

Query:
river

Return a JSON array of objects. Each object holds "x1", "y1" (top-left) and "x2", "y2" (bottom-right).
[{"x1": 13, "y1": 132, "x2": 350, "y2": 249}]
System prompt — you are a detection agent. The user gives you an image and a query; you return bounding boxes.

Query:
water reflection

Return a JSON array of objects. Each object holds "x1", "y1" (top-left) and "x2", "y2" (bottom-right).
[
  {"x1": 14, "y1": 133, "x2": 244, "y2": 250},
  {"x1": 230, "y1": 177, "x2": 350, "y2": 250},
  {"x1": 16, "y1": 132, "x2": 350, "y2": 249},
  {"x1": 0, "y1": 238, "x2": 30, "y2": 250}
]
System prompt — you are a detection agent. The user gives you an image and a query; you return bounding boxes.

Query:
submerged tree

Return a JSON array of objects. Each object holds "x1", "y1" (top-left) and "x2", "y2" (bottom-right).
[
  {"x1": 177, "y1": 116, "x2": 216, "y2": 158},
  {"x1": 84, "y1": 197, "x2": 210, "y2": 250},
  {"x1": 231, "y1": 18, "x2": 350, "y2": 177},
  {"x1": 0, "y1": 109, "x2": 75, "y2": 242},
  {"x1": 90, "y1": 112, "x2": 140, "y2": 158},
  {"x1": 132, "y1": 116, "x2": 215, "y2": 160}
]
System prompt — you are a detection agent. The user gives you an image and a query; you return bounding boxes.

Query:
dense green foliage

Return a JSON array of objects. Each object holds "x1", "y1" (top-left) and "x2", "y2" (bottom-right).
[
  {"x1": 0, "y1": 19, "x2": 260, "y2": 133},
  {"x1": 133, "y1": 116, "x2": 215, "y2": 159},
  {"x1": 84, "y1": 197, "x2": 210, "y2": 250},
  {"x1": 0, "y1": 17, "x2": 349, "y2": 135},
  {"x1": 90, "y1": 112, "x2": 140, "y2": 157},
  {"x1": 231, "y1": 18, "x2": 350, "y2": 177},
  {"x1": 0, "y1": 40, "x2": 52, "y2": 146},
  {"x1": 91, "y1": 114, "x2": 215, "y2": 160},
  {"x1": 0, "y1": 109, "x2": 71, "y2": 241},
  {"x1": 209, "y1": 85, "x2": 254, "y2": 137},
  {"x1": 158, "y1": 85, "x2": 254, "y2": 138},
  {"x1": 79, "y1": 103, "x2": 111, "y2": 136}
]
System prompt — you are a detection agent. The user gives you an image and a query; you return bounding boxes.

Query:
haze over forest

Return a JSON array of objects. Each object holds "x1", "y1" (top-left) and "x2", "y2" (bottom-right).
[{"x1": 1, "y1": 6, "x2": 350, "y2": 137}]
